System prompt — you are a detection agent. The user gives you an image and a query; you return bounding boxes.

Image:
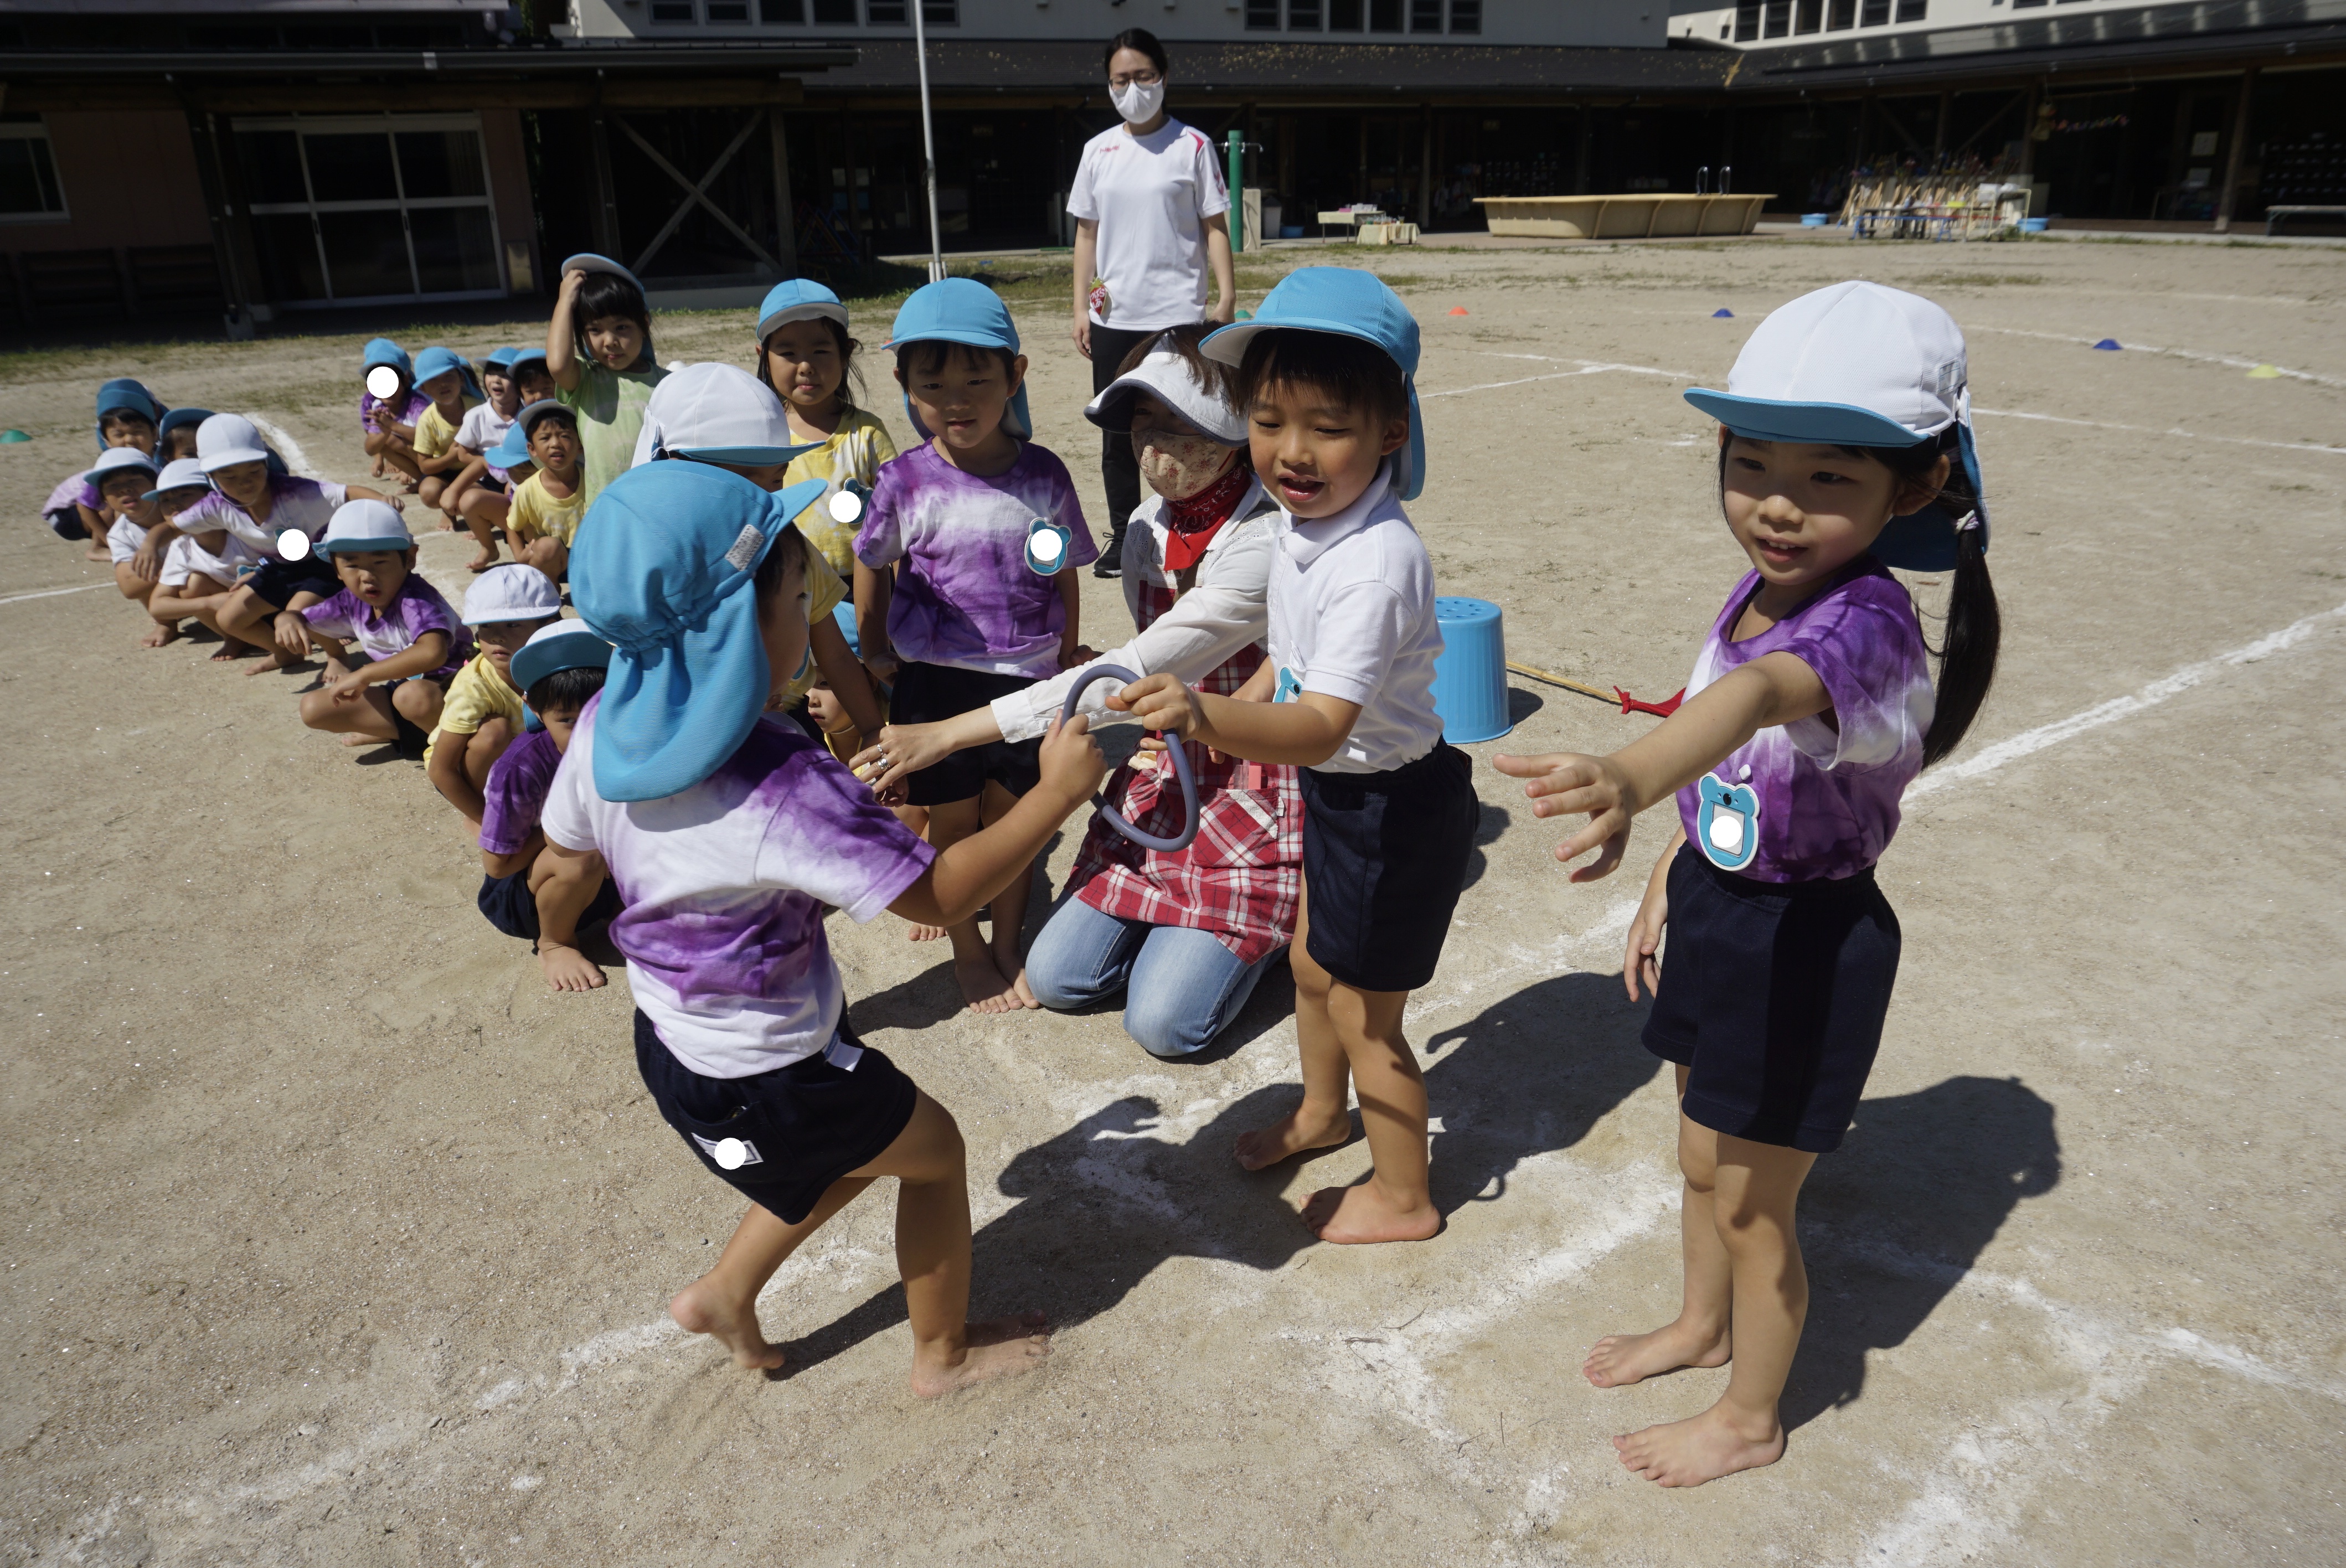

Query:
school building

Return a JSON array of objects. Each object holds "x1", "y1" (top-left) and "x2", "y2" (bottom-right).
[{"x1": 3, "y1": 0, "x2": 2340, "y2": 332}]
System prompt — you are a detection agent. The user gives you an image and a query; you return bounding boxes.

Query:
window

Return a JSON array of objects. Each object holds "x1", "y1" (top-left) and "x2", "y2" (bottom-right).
[
  {"x1": 707, "y1": 0, "x2": 749, "y2": 19},
  {"x1": 1828, "y1": 0, "x2": 1855, "y2": 25},
  {"x1": 761, "y1": 0, "x2": 803, "y2": 18},
  {"x1": 1860, "y1": 0, "x2": 1890, "y2": 22},
  {"x1": 1369, "y1": 0, "x2": 1403, "y2": 32},
  {"x1": 0, "y1": 118, "x2": 68, "y2": 221},
  {"x1": 1246, "y1": 0, "x2": 1280, "y2": 28},
  {"x1": 1450, "y1": 0, "x2": 1479, "y2": 30},
  {"x1": 1410, "y1": 0, "x2": 1442, "y2": 29},
  {"x1": 1329, "y1": 0, "x2": 1363, "y2": 26},
  {"x1": 2013, "y1": 0, "x2": 2048, "y2": 7},
  {"x1": 922, "y1": 0, "x2": 956, "y2": 20},
  {"x1": 1796, "y1": 0, "x2": 1822, "y2": 31},
  {"x1": 811, "y1": 0, "x2": 854, "y2": 18},
  {"x1": 649, "y1": 0, "x2": 693, "y2": 19},
  {"x1": 1289, "y1": 0, "x2": 1322, "y2": 28},
  {"x1": 1735, "y1": 4, "x2": 1760, "y2": 39},
  {"x1": 1765, "y1": 1, "x2": 1791, "y2": 36},
  {"x1": 867, "y1": 0, "x2": 905, "y2": 20},
  {"x1": 233, "y1": 114, "x2": 502, "y2": 303},
  {"x1": 1895, "y1": 0, "x2": 1926, "y2": 18}
]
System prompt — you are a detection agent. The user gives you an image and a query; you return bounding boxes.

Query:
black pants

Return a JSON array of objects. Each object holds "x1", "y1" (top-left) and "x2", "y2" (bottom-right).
[{"x1": 1089, "y1": 322, "x2": 1158, "y2": 552}]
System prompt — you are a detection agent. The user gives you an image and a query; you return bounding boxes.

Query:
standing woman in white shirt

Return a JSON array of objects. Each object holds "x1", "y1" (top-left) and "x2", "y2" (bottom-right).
[{"x1": 1068, "y1": 27, "x2": 1239, "y2": 581}]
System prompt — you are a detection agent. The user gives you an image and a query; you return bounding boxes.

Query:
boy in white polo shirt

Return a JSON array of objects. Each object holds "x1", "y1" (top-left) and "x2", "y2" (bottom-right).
[{"x1": 1121, "y1": 269, "x2": 1478, "y2": 1246}]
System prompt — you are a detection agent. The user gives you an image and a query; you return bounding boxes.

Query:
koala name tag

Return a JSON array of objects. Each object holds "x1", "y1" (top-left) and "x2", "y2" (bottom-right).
[{"x1": 1695, "y1": 773, "x2": 1762, "y2": 873}]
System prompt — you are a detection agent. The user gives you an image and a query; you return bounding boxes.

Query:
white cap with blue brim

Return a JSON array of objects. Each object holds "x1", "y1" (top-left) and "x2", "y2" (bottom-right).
[
  {"x1": 145, "y1": 457, "x2": 211, "y2": 501},
  {"x1": 86, "y1": 445, "x2": 159, "y2": 487},
  {"x1": 1200, "y1": 267, "x2": 1427, "y2": 502},
  {"x1": 1684, "y1": 280, "x2": 1988, "y2": 572},
  {"x1": 628, "y1": 362, "x2": 818, "y2": 471},
  {"x1": 1085, "y1": 334, "x2": 1248, "y2": 446},
  {"x1": 317, "y1": 498, "x2": 414, "y2": 556}
]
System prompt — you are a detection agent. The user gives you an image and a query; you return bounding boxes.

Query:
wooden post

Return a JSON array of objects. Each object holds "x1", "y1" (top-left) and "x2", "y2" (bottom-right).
[
  {"x1": 769, "y1": 106, "x2": 797, "y2": 276},
  {"x1": 1357, "y1": 114, "x2": 1369, "y2": 203},
  {"x1": 2018, "y1": 82, "x2": 2041, "y2": 178},
  {"x1": 1574, "y1": 104, "x2": 1592, "y2": 195},
  {"x1": 1934, "y1": 88, "x2": 1951, "y2": 160},
  {"x1": 1417, "y1": 107, "x2": 1433, "y2": 226},
  {"x1": 589, "y1": 113, "x2": 622, "y2": 258},
  {"x1": 2213, "y1": 67, "x2": 2258, "y2": 234}
]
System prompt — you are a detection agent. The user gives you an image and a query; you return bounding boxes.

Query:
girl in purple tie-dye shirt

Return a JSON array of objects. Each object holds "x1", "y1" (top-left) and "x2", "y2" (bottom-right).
[{"x1": 1494, "y1": 282, "x2": 2004, "y2": 1490}]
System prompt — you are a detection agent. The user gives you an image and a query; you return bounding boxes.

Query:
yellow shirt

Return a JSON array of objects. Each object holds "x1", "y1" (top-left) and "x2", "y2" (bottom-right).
[
  {"x1": 780, "y1": 549, "x2": 849, "y2": 706},
  {"x1": 424, "y1": 649, "x2": 528, "y2": 762},
  {"x1": 414, "y1": 399, "x2": 472, "y2": 462},
  {"x1": 511, "y1": 471, "x2": 587, "y2": 545},
  {"x1": 781, "y1": 408, "x2": 899, "y2": 580}
]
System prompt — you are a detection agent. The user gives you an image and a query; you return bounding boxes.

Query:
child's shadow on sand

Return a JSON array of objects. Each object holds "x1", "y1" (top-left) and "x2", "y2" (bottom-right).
[
  {"x1": 775, "y1": 968, "x2": 1666, "y2": 1375},
  {"x1": 1781, "y1": 1074, "x2": 2060, "y2": 1430}
]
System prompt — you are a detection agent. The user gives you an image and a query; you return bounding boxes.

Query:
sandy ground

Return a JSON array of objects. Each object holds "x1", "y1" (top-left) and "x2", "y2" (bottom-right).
[{"x1": 4, "y1": 234, "x2": 2344, "y2": 1567}]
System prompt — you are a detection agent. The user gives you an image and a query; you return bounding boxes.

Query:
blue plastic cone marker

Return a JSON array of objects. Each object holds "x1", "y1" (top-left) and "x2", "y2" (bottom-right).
[
  {"x1": 0, "y1": 429, "x2": 30, "y2": 443},
  {"x1": 1713, "y1": 308, "x2": 1735, "y2": 318},
  {"x1": 1235, "y1": 308, "x2": 1252, "y2": 321},
  {"x1": 1430, "y1": 596, "x2": 1513, "y2": 744},
  {"x1": 1059, "y1": 664, "x2": 1199, "y2": 853},
  {"x1": 2092, "y1": 339, "x2": 2122, "y2": 350}
]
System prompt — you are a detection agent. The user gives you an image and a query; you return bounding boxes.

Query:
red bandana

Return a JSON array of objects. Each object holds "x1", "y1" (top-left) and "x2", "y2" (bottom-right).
[{"x1": 1159, "y1": 461, "x2": 1252, "y2": 573}]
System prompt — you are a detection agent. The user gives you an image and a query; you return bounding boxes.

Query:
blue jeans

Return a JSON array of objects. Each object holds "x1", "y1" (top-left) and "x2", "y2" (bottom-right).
[{"x1": 1024, "y1": 896, "x2": 1285, "y2": 1058}]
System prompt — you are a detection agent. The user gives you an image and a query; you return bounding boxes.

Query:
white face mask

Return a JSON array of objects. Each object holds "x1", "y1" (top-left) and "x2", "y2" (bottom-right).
[
  {"x1": 1133, "y1": 426, "x2": 1236, "y2": 501},
  {"x1": 1111, "y1": 80, "x2": 1166, "y2": 126}
]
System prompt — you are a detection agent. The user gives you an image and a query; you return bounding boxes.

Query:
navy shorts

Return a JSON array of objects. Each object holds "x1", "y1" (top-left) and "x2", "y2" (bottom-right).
[
  {"x1": 1642, "y1": 843, "x2": 1901, "y2": 1154},
  {"x1": 245, "y1": 556, "x2": 342, "y2": 611},
  {"x1": 635, "y1": 1009, "x2": 918, "y2": 1225},
  {"x1": 1298, "y1": 741, "x2": 1478, "y2": 993},
  {"x1": 476, "y1": 868, "x2": 621, "y2": 943},
  {"x1": 888, "y1": 661, "x2": 1042, "y2": 807},
  {"x1": 47, "y1": 506, "x2": 89, "y2": 541}
]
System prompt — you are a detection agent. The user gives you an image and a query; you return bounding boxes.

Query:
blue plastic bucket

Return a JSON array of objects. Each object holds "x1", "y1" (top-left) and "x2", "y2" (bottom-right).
[
  {"x1": 2020, "y1": 217, "x2": 2049, "y2": 234},
  {"x1": 1431, "y1": 596, "x2": 1512, "y2": 744},
  {"x1": 1801, "y1": 213, "x2": 1829, "y2": 227},
  {"x1": 1280, "y1": 225, "x2": 1305, "y2": 239}
]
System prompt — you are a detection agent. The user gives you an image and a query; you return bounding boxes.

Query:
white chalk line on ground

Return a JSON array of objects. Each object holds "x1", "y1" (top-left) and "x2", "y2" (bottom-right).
[
  {"x1": 1911, "y1": 597, "x2": 2346, "y2": 798},
  {"x1": 1973, "y1": 403, "x2": 2346, "y2": 457},
  {"x1": 244, "y1": 414, "x2": 317, "y2": 478},
  {"x1": 1970, "y1": 324, "x2": 2346, "y2": 390},
  {"x1": 0, "y1": 581, "x2": 111, "y2": 606}
]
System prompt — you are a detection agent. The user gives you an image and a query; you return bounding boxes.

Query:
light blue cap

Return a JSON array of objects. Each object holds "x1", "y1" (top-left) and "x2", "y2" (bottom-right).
[
  {"x1": 516, "y1": 399, "x2": 572, "y2": 440},
  {"x1": 360, "y1": 337, "x2": 412, "y2": 378},
  {"x1": 483, "y1": 345, "x2": 523, "y2": 370},
  {"x1": 568, "y1": 461, "x2": 829, "y2": 801},
  {"x1": 412, "y1": 345, "x2": 482, "y2": 401},
  {"x1": 487, "y1": 422, "x2": 534, "y2": 471},
  {"x1": 95, "y1": 379, "x2": 165, "y2": 449},
  {"x1": 1683, "y1": 280, "x2": 1987, "y2": 572},
  {"x1": 885, "y1": 277, "x2": 1032, "y2": 441},
  {"x1": 757, "y1": 278, "x2": 849, "y2": 344},
  {"x1": 510, "y1": 620, "x2": 611, "y2": 697},
  {"x1": 157, "y1": 406, "x2": 214, "y2": 442},
  {"x1": 1201, "y1": 267, "x2": 1427, "y2": 501},
  {"x1": 560, "y1": 252, "x2": 647, "y2": 297}
]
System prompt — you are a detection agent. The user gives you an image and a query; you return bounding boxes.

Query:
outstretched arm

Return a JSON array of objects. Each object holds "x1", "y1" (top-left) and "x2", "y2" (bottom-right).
[
  {"x1": 1490, "y1": 650, "x2": 1830, "y2": 882},
  {"x1": 886, "y1": 716, "x2": 1105, "y2": 926},
  {"x1": 1116, "y1": 673, "x2": 1362, "y2": 768}
]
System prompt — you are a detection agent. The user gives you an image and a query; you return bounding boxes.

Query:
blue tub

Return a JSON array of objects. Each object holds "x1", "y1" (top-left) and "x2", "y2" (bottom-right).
[
  {"x1": 1430, "y1": 596, "x2": 1512, "y2": 744},
  {"x1": 1801, "y1": 213, "x2": 1830, "y2": 227},
  {"x1": 2020, "y1": 217, "x2": 2049, "y2": 234}
]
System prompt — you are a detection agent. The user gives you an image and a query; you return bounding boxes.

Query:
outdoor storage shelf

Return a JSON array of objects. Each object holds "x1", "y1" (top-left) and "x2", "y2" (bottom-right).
[{"x1": 1475, "y1": 194, "x2": 1773, "y2": 240}]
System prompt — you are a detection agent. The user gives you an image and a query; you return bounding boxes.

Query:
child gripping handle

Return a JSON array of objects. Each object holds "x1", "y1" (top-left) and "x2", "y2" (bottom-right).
[{"x1": 1491, "y1": 281, "x2": 2002, "y2": 1488}]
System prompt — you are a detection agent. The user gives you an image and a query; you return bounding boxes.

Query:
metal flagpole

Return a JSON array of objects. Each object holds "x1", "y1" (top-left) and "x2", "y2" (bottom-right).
[{"x1": 911, "y1": 1, "x2": 945, "y2": 282}]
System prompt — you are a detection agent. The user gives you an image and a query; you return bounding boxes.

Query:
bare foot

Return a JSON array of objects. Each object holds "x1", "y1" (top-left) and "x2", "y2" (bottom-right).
[
  {"x1": 910, "y1": 1312, "x2": 1051, "y2": 1398},
  {"x1": 1301, "y1": 1179, "x2": 1441, "y2": 1244},
  {"x1": 905, "y1": 921, "x2": 945, "y2": 942},
  {"x1": 1584, "y1": 1319, "x2": 1731, "y2": 1389},
  {"x1": 84, "y1": 543, "x2": 110, "y2": 563},
  {"x1": 1613, "y1": 1399, "x2": 1785, "y2": 1488},
  {"x1": 341, "y1": 734, "x2": 382, "y2": 747},
  {"x1": 955, "y1": 954, "x2": 1020, "y2": 1014},
  {"x1": 668, "y1": 1276, "x2": 786, "y2": 1371},
  {"x1": 141, "y1": 621, "x2": 181, "y2": 649},
  {"x1": 1009, "y1": 967, "x2": 1040, "y2": 1009},
  {"x1": 242, "y1": 647, "x2": 301, "y2": 677},
  {"x1": 466, "y1": 549, "x2": 498, "y2": 572},
  {"x1": 992, "y1": 933, "x2": 1040, "y2": 1010},
  {"x1": 213, "y1": 641, "x2": 262, "y2": 663},
  {"x1": 1233, "y1": 1104, "x2": 1353, "y2": 1171}
]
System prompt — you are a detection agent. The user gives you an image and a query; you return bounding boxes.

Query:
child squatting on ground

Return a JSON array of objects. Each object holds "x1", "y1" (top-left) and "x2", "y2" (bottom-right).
[
  {"x1": 473, "y1": 620, "x2": 621, "y2": 956},
  {"x1": 504, "y1": 400, "x2": 585, "y2": 582},
  {"x1": 405, "y1": 346, "x2": 483, "y2": 530},
  {"x1": 853, "y1": 278, "x2": 1097, "y2": 1013},
  {"x1": 1492, "y1": 281, "x2": 2003, "y2": 1487},
  {"x1": 143, "y1": 458, "x2": 271, "y2": 661},
  {"x1": 1118, "y1": 268, "x2": 1479, "y2": 1244},
  {"x1": 290, "y1": 501, "x2": 476, "y2": 758},
  {"x1": 530, "y1": 458, "x2": 1110, "y2": 1392},
  {"x1": 425, "y1": 563, "x2": 562, "y2": 828}
]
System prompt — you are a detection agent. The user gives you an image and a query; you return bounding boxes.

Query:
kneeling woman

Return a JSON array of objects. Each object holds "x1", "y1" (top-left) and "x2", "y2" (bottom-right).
[{"x1": 858, "y1": 327, "x2": 1296, "y2": 1057}]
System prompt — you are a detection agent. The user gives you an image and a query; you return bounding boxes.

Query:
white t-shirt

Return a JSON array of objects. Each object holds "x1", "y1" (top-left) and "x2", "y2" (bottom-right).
[
  {"x1": 106, "y1": 515, "x2": 161, "y2": 564},
  {"x1": 1067, "y1": 118, "x2": 1230, "y2": 331},
  {"x1": 161, "y1": 529, "x2": 266, "y2": 588},
  {"x1": 539, "y1": 696, "x2": 937, "y2": 1079},
  {"x1": 1265, "y1": 468, "x2": 1446, "y2": 775},
  {"x1": 456, "y1": 401, "x2": 515, "y2": 455}
]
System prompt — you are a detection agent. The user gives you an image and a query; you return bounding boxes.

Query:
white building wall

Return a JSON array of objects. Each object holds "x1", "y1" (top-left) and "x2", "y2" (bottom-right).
[
  {"x1": 1669, "y1": 0, "x2": 2218, "y2": 48},
  {"x1": 559, "y1": 0, "x2": 1663, "y2": 49}
]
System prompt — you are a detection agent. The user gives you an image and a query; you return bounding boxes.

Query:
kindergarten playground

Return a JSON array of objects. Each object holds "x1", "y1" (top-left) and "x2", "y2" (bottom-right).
[{"x1": 3, "y1": 233, "x2": 2344, "y2": 1565}]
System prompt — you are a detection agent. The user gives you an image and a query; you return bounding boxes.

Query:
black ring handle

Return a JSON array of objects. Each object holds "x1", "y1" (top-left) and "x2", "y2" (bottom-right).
[{"x1": 1059, "y1": 663, "x2": 1199, "y2": 854}]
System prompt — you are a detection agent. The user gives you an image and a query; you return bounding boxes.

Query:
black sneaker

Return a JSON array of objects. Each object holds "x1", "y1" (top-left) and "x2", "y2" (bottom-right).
[{"x1": 1092, "y1": 538, "x2": 1123, "y2": 579}]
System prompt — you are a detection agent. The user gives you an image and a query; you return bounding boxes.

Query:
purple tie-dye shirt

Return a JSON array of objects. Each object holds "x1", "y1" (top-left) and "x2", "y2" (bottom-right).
[
  {"x1": 478, "y1": 728, "x2": 562, "y2": 857},
  {"x1": 301, "y1": 572, "x2": 473, "y2": 675},
  {"x1": 854, "y1": 440, "x2": 1096, "y2": 678},
  {"x1": 175, "y1": 476, "x2": 348, "y2": 558},
  {"x1": 361, "y1": 388, "x2": 432, "y2": 437},
  {"x1": 1674, "y1": 559, "x2": 1934, "y2": 884},
  {"x1": 538, "y1": 696, "x2": 937, "y2": 1077}
]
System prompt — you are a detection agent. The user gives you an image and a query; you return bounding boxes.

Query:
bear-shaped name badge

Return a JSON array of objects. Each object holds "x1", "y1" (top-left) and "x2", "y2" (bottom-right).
[
  {"x1": 1273, "y1": 665, "x2": 1302, "y2": 703},
  {"x1": 1695, "y1": 772, "x2": 1761, "y2": 873},
  {"x1": 1025, "y1": 517, "x2": 1073, "y2": 576}
]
